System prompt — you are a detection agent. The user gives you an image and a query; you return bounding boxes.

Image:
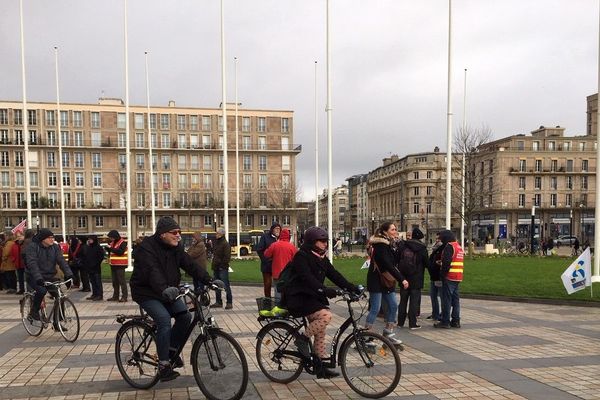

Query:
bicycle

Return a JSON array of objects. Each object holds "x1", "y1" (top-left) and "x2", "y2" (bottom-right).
[
  {"x1": 114, "y1": 283, "x2": 248, "y2": 400},
  {"x1": 20, "y1": 278, "x2": 80, "y2": 343},
  {"x1": 255, "y1": 287, "x2": 402, "y2": 399}
]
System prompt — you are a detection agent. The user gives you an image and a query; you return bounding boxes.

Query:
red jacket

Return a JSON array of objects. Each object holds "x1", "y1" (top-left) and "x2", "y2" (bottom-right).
[
  {"x1": 10, "y1": 240, "x2": 24, "y2": 269},
  {"x1": 264, "y1": 229, "x2": 297, "y2": 279}
]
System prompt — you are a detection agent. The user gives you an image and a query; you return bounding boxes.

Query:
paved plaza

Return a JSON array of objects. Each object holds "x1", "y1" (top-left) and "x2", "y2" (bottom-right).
[{"x1": 0, "y1": 283, "x2": 599, "y2": 400}]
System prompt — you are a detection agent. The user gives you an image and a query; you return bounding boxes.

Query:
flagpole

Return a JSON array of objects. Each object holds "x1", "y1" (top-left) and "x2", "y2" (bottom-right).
[
  {"x1": 19, "y1": 0, "x2": 32, "y2": 225},
  {"x1": 326, "y1": 0, "x2": 333, "y2": 260},
  {"x1": 54, "y1": 47, "x2": 67, "y2": 242},
  {"x1": 460, "y1": 68, "x2": 466, "y2": 249},
  {"x1": 314, "y1": 60, "x2": 319, "y2": 228},
  {"x1": 124, "y1": 0, "x2": 133, "y2": 271},
  {"x1": 445, "y1": 0, "x2": 453, "y2": 229},
  {"x1": 144, "y1": 51, "x2": 156, "y2": 233},
  {"x1": 234, "y1": 56, "x2": 241, "y2": 259},
  {"x1": 220, "y1": 0, "x2": 229, "y2": 238},
  {"x1": 593, "y1": 1, "x2": 600, "y2": 283}
]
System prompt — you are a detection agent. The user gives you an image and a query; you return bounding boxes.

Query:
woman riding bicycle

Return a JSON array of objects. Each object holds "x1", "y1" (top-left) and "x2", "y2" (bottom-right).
[
  {"x1": 130, "y1": 217, "x2": 214, "y2": 382},
  {"x1": 283, "y1": 226, "x2": 359, "y2": 379}
]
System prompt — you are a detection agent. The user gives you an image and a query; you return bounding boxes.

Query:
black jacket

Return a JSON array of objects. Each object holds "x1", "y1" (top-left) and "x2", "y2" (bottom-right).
[
  {"x1": 24, "y1": 238, "x2": 72, "y2": 283},
  {"x1": 130, "y1": 235, "x2": 212, "y2": 303},
  {"x1": 81, "y1": 242, "x2": 105, "y2": 274},
  {"x1": 211, "y1": 236, "x2": 231, "y2": 271},
  {"x1": 366, "y1": 236, "x2": 405, "y2": 294},
  {"x1": 427, "y1": 244, "x2": 443, "y2": 281},
  {"x1": 284, "y1": 244, "x2": 355, "y2": 317},
  {"x1": 397, "y1": 239, "x2": 428, "y2": 290}
]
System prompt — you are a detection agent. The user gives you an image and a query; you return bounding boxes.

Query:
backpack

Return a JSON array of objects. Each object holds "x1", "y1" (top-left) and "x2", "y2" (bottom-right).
[
  {"x1": 398, "y1": 242, "x2": 418, "y2": 277},
  {"x1": 276, "y1": 260, "x2": 296, "y2": 292}
]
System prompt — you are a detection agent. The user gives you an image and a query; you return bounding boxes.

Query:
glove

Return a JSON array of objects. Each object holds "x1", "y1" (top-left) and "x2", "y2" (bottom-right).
[
  {"x1": 324, "y1": 287, "x2": 338, "y2": 299},
  {"x1": 64, "y1": 277, "x2": 73, "y2": 289},
  {"x1": 211, "y1": 279, "x2": 225, "y2": 289},
  {"x1": 162, "y1": 286, "x2": 180, "y2": 302},
  {"x1": 36, "y1": 278, "x2": 45, "y2": 286},
  {"x1": 352, "y1": 285, "x2": 364, "y2": 295}
]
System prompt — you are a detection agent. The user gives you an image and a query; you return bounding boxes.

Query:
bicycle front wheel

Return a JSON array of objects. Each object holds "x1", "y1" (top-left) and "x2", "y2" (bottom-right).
[
  {"x1": 21, "y1": 293, "x2": 43, "y2": 336},
  {"x1": 339, "y1": 331, "x2": 401, "y2": 399},
  {"x1": 191, "y1": 329, "x2": 248, "y2": 400},
  {"x1": 115, "y1": 320, "x2": 160, "y2": 389},
  {"x1": 255, "y1": 321, "x2": 303, "y2": 383},
  {"x1": 56, "y1": 298, "x2": 80, "y2": 342}
]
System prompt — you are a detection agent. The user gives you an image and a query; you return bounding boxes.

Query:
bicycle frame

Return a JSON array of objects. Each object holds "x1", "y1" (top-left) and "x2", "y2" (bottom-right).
[{"x1": 40, "y1": 280, "x2": 70, "y2": 326}]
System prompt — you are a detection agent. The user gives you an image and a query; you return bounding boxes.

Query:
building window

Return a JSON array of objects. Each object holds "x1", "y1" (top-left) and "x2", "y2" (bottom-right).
[
  {"x1": 0, "y1": 109, "x2": 8, "y2": 125},
  {"x1": 15, "y1": 172, "x2": 24, "y2": 187},
  {"x1": 282, "y1": 155, "x2": 290, "y2": 171},
  {"x1": 62, "y1": 172, "x2": 71, "y2": 186},
  {"x1": 160, "y1": 114, "x2": 170, "y2": 130},
  {"x1": 535, "y1": 159, "x2": 542, "y2": 172},
  {"x1": 258, "y1": 136, "x2": 267, "y2": 150},
  {"x1": 75, "y1": 193, "x2": 85, "y2": 208},
  {"x1": 550, "y1": 176, "x2": 557, "y2": 190},
  {"x1": 48, "y1": 172, "x2": 57, "y2": 187},
  {"x1": 242, "y1": 117, "x2": 250, "y2": 132},
  {"x1": 162, "y1": 154, "x2": 171, "y2": 169},
  {"x1": 566, "y1": 176, "x2": 573, "y2": 190},
  {"x1": 518, "y1": 159, "x2": 526, "y2": 172},
  {"x1": 548, "y1": 141, "x2": 555, "y2": 151},
  {"x1": 190, "y1": 115, "x2": 198, "y2": 131},
  {"x1": 550, "y1": 193, "x2": 557, "y2": 207},
  {"x1": 259, "y1": 174, "x2": 267, "y2": 189},
  {"x1": 516, "y1": 140, "x2": 524, "y2": 150},
  {"x1": 259, "y1": 192, "x2": 267, "y2": 206},
  {"x1": 74, "y1": 152, "x2": 84, "y2": 168},
  {"x1": 259, "y1": 155, "x2": 267, "y2": 170},
  {"x1": 117, "y1": 113, "x2": 126, "y2": 129},
  {"x1": 426, "y1": 186, "x2": 432, "y2": 195},
  {"x1": 95, "y1": 216, "x2": 104, "y2": 227},
  {"x1": 1, "y1": 151, "x2": 9, "y2": 167},
  {"x1": 203, "y1": 155, "x2": 212, "y2": 170},
  {"x1": 518, "y1": 194, "x2": 525, "y2": 207},
  {"x1": 121, "y1": 215, "x2": 128, "y2": 227},
  {"x1": 413, "y1": 187, "x2": 419, "y2": 196},
  {"x1": 582, "y1": 176, "x2": 588, "y2": 190},
  {"x1": 532, "y1": 141, "x2": 540, "y2": 151},
  {"x1": 413, "y1": 202, "x2": 420, "y2": 213},
  {"x1": 534, "y1": 176, "x2": 542, "y2": 190},
  {"x1": 15, "y1": 151, "x2": 24, "y2": 167},
  {"x1": 563, "y1": 141, "x2": 571, "y2": 151},
  {"x1": 134, "y1": 113, "x2": 144, "y2": 130},
  {"x1": 518, "y1": 176, "x2": 526, "y2": 189},
  {"x1": 413, "y1": 171, "x2": 419, "y2": 179},
  {"x1": 260, "y1": 215, "x2": 268, "y2": 226},
  {"x1": 203, "y1": 174, "x2": 212, "y2": 189},
  {"x1": 1, "y1": 172, "x2": 9, "y2": 187},
  {"x1": 566, "y1": 193, "x2": 572, "y2": 207},
  {"x1": 258, "y1": 117, "x2": 266, "y2": 132},
  {"x1": 135, "y1": 132, "x2": 145, "y2": 147},
  {"x1": 47, "y1": 152, "x2": 55, "y2": 167},
  {"x1": 202, "y1": 116, "x2": 211, "y2": 131},
  {"x1": 161, "y1": 134, "x2": 170, "y2": 148},
  {"x1": 426, "y1": 202, "x2": 432, "y2": 214},
  {"x1": 93, "y1": 172, "x2": 102, "y2": 187},
  {"x1": 163, "y1": 193, "x2": 171, "y2": 208},
  {"x1": 242, "y1": 136, "x2": 251, "y2": 150},
  {"x1": 282, "y1": 174, "x2": 290, "y2": 190},
  {"x1": 28, "y1": 109, "x2": 37, "y2": 125},
  {"x1": 177, "y1": 115, "x2": 186, "y2": 130},
  {"x1": 93, "y1": 193, "x2": 102, "y2": 206},
  {"x1": 534, "y1": 194, "x2": 541, "y2": 207},
  {"x1": 73, "y1": 111, "x2": 82, "y2": 127},
  {"x1": 77, "y1": 216, "x2": 87, "y2": 228},
  {"x1": 91, "y1": 111, "x2": 100, "y2": 128},
  {"x1": 1, "y1": 193, "x2": 10, "y2": 208},
  {"x1": 243, "y1": 155, "x2": 251, "y2": 170},
  {"x1": 582, "y1": 159, "x2": 589, "y2": 172},
  {"x1": 137, "y1": 215, "x2": 146, "y2": 227},
  {"x1": 91, "y1": 153, "x2": 102, "y2": 168},
  {"x1": 282, "y1": 118, "x2": 289, "y2": 133},
  {"x1": 566, "y1": 159, "x2": 573, "y2": 172},
  {"x1": 245, "y1": 214, "x2": 254, "y2": 226}
]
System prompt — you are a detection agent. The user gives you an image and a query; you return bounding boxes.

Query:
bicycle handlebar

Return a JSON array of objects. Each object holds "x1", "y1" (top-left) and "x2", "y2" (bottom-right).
[
  {"x1": 175, "y1": 280, "x2": 224, "y2": 300},
  {"x1": 44, "y1": 278, "x2": 73, "y2": 288},
  {"x1": 334, "y1": 285, "x2": 366, "y2": 302}
]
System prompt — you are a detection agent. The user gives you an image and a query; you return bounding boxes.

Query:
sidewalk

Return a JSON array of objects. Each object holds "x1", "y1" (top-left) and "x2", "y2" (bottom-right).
[{"x1": 0, "y1": 284, "x2": 599, "y2": 399}]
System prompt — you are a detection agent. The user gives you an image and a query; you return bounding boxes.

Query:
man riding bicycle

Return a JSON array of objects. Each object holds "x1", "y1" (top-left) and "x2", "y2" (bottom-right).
[
  {"x1": 130, "y1": 217, "x2": 214, "y2": 382},
  {"x1": 24, "y1": 229, "x2": 74, "y2": 325}
]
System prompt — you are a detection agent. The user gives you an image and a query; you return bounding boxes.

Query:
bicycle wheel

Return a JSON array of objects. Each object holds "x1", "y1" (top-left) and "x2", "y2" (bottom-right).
[
  {"x1": 339, "y1": 331, "x2": 401, "y2": 399},
  {"x1": 115, "y1": 320, "x2": 160, "y2": 389},
  {"x1": 56, "y1": 298, "x2": 80, "y2": 342},
  {"x1": 191, "y1": 329, "x2": 248, "y2": 400},
  {"x1": 21, "y1": 293, "x2": 43, "y2": 336},
  {"x1": 255, "y1": 321, "x2": 303, "y2": 383}
]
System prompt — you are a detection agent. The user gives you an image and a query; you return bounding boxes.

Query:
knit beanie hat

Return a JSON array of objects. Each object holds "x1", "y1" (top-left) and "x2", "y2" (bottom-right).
[
  {"x1": 155, "y1": 217, "x2": 181, "y2": 235},
  {"x1": 412, "y1": 228, "x2": 424, "y2": 240},
  {"x1": 38, "y1": 229, "x2": 54, "y2": 241},
  {"x1": 107, "y1": 230, "x2": 121, "y2": 240}
]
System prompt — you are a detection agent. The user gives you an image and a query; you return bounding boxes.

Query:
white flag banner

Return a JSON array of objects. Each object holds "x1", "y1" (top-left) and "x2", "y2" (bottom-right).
[
  {"x1": 561, "y1": 248, "x2": 592, "y2": 294},
  {"x1": 11, "y1": 219, "x2": 27, "y2": 234},
  {"x1": 361, "y1": 258, "x2": 370, "y2": 270}
]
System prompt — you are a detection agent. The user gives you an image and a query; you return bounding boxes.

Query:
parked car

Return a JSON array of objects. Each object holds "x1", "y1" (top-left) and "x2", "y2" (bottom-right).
[{"x1": 554, "y1": 236, "x2": 578, "y2": 246}]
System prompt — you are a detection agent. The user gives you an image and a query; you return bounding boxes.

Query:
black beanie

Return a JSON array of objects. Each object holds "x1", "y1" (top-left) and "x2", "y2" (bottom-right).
[
  {"x1": 155, "y1": 217, "x2": 181, "y2": 235},
  {"x1": 412, "y1": 228, "x2": 424, "y2": 240},
  {"x1": 107, "y1": 230, "x2": 121, "y2": 240},
  {"x1": 38, "y1": 228, "x2": 54, "y2": 241}
]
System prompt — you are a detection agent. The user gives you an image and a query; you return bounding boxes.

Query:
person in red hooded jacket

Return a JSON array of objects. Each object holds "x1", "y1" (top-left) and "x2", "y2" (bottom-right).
[{"x1": 264, "y1": 228, "x2": 297, "y2": 304}]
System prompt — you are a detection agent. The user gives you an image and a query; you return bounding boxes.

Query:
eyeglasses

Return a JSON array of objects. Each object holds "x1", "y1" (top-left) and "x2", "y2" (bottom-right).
[{"x1": 167, "y1": 230, "x2": 182, "y2": 236}]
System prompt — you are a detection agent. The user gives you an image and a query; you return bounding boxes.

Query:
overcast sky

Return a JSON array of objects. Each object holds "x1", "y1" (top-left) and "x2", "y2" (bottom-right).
[{"x1": 1, "y1": 0, "x2": 598, "y2": 201}]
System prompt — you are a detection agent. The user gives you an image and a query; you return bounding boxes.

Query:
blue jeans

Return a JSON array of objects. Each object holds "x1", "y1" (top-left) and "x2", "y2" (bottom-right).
[
  {"x1": 366, "y1": 291, "x2": 398, "y2": 325},
  {"x1": 429, "y1": 281, "x2": 441, "y2": 320},
  {"x1": 27, "y1": 275, "x2": 58, "y2": 312},
  {"x1": 440, "y1": 280, "x2": 460, "y2": 324},
  {"x1": 213, "y1": 268, "x2": 233, "y2": 304},
  {"x1": 140, "y1": 298, "x2": 191, "y2": 362}
]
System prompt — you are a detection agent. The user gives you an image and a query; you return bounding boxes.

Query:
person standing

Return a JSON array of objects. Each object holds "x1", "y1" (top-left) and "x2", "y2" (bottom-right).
[
  {"x1": 211, "y1": 227, "x2": 233, "y2": 309},
  {"x1": 68, "y1": 237, "x2": 83, "y2": 289},
  {"x1": 24, "y1": 229, "x2": 73, "y2": 322},
  {"x1": 256, "y1": 222, "x2": 281, "y2": 298},
  {"x1": 82, "y1": 235, "x2": 106, "y2": 301},
  {"x1": 105, "y1": 230, "x2": 128, "y2": 302},
  {"x1": 434, "y1": 230, "x2": 464, "y2": 329},
  {"x1": 1, "y1": 232, "x2": 18, "y2": 294},
  {"x1": 187, "y1": 232, "x2": 208, "y2": 293},
  {"x1": 264, "y1": 228, "x2": 297, "y2": 304},
  {"x1": 396, "y1": 228, "x2": 428, "y2": 330},
  {"x1": 365, "y1": 221, "x2": 406, "y2": 346},
  {"x1": 12, "y1": 232, "x2": 26, "y2": 294},
  {"x1": 426, "y1": 233, "x2": 443, "y2": 322}
]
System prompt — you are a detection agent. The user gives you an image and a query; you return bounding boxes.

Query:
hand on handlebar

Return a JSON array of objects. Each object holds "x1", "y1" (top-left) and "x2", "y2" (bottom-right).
[
  {"x1": 210, "y1": 279, "x2": 225, "y2": 290},
  {"x1": 324, "y1": 287, "x2": 338, "y2": 298},
  {"x1": 162, "y1": 286, "x2": 180, "y2": 302}
]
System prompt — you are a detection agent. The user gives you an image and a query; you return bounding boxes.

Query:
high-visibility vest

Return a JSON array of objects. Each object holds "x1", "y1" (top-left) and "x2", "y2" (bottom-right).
[
  {"x1": 109, "y1": 238, "x2": 128, "y2": 267},
  {"x1": 446, "y1": 241, "x2": 464, "y2": 282},
  {"x1": 60, "y1": 242, "x2": 69, "y2": 262}
]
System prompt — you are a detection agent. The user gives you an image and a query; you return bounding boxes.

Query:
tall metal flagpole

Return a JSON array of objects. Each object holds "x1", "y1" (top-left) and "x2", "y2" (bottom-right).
[
  {"x1": 54, "y1": 47, "x2": 67, "y2": 242},
  {"x1": 592, "y1": 1, "x2": 600, "y2": 283},
  {"x1": 314, "y1": 60, "x2": 319, "y2": 228},
  {"x1": 124, "y1": 0, "x2": 133, "y2": 271},
  {"x1": 445, "y1": 0, "x2": 453, "y2": 229},
  {"x1": 144, "y1": 51, "x2": 156, "y2": 232},
  {"x1": 221, "y1": 0, "x2": 229, "y2": 238},
  {"x1": 19, "y1": 0, "x2": 32, "y2": 226},
  {"x1": 326, "y1": 0, "x2": 333, "y2": 260},
  {"x1": 234, "y1": 57, "x2": 241, "y2": 259},
  {"x1": 460, "y1": 68, "x2": 467, "y2": 249}
]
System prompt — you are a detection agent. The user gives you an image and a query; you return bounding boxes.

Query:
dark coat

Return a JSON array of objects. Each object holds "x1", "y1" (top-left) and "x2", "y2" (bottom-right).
[
  {"x1": 211, "y1": 236, "x2": 231, "y2": 271},
  {"x1": 81, "y1": 241, "x2": 105, "y2": 274},
  {"x1": 427, "y1": 244, "x2": 443, "y2": 281},
  {"x1": 130, "y1": 234, "x2": 212, "y2": 303},
  {"x1": 24, "y1": 238, "x2": 72, "y2": 283},
  {"x1": 256, "y1": 223, "x2": 280, "y2": 273},
  {"x1": 366, "y1": 236, "x2": 405, "y2": 294},
  {"x1": 397, "y1": 239, "x2": 428, "y2": 290},
  {"x1": 284, "y1": 244, "x2": 355, "y2": 317}
]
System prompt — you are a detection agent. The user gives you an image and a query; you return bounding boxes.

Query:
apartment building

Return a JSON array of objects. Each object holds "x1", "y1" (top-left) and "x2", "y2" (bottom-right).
[
  {"x1": 470, "y1": 125, "x2": 596, "y2": 243},
  {"x1": 317, "y1": 185, "x2": 349, "y2": 239},
  {"x1": 346, "y1": 174, "x2": 369, "y2": 240},
  {"x1": 0, "y1": 98, "x2": 301, "y2": 237},
  {"x1": 367, "y1": 148, "x2": 462, "y2": 243}
]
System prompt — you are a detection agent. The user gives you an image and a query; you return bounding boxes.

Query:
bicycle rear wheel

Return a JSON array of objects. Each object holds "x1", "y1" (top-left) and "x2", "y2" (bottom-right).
[
  {"x1": 255, "y1": 321, "x2": 303, "y2": 383},
  {"x1": 115, "y1": 320, "x2": 160, "y2": 389},
  {"x1": 191, "y1": 329, "x2": 248, "y2": 400},
  {"x1": 339, "y1": 331, "x2": 401, "y2": 399},
  {"x1": 21, "y1": 293, "x2": 43, "y2": 336},
  {"x1": 56, "y1": 298, "x2": 80, "y2": 342}
]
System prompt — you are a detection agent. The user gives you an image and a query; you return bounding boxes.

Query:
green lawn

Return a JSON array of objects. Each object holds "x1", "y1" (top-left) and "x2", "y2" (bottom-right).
[{"x1": 101, "y1": 255, "x2": 600, "y2": 303}]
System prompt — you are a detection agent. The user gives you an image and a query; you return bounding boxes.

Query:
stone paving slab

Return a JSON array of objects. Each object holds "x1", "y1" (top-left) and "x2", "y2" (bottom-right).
[{"x1": 0, "y1": 283, "x2": 599, "y2": 399}]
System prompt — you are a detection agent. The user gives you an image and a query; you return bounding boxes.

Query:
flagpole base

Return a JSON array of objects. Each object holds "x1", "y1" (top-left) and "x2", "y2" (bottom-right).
[{"x1": 591, "y1": 275, "x2": 600, "y2": 283}]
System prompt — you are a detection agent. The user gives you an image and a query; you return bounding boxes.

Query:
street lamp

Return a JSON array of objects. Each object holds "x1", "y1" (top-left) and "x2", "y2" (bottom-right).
[{"x1": 530, "y1": 200, "x2": 535, "y2": 255}]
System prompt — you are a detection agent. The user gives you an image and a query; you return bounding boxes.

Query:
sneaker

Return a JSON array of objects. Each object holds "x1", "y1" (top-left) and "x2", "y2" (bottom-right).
[
  {"x1": 158, "y1": 363, "x2": 180, "y2": 382},
  {"x1": 382, "y1": 329, "x2": 403, "y2": 346},
  {"x1": 86, "y1": 295, "x2": 95, "y2": 300},
  {"x1": 450, "y1": 321, "x2": 461, "y2": 328},
  {"x1": 225, "y1": 303, "x2": 233, "y2": 310},
  {"x1": 171, "y1": 355, "x2": 184, "y2": 369},
  {"x1": 294, "y1": 334, "x2": 311, "y2": 358},
  {"x1": 317, "y1": 367, "x2": 340, "y2": 379},
  {"x1": 434, "y1": 322, "x2": 451, "y2": 329},
  {"x1": 210, "y1": 302, "x2": 223, "y2": 308},
  {"x1": 30, "y1": 310, "x2": 41, "y2": 321},
  {"x1": 409, "y1": 325, "x2": 422, "y2": 330},
  {"x1": 106, "y1": 297, "x2": 119, "y2": 302},
  {"x1": 92, "y1": 296, "x2": 103, "y2": 301}
]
